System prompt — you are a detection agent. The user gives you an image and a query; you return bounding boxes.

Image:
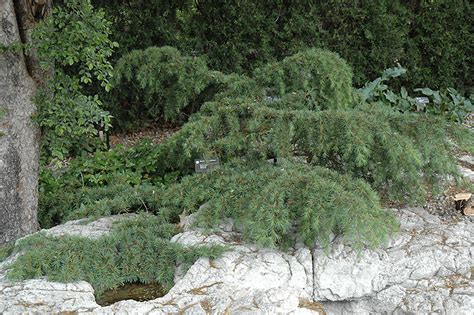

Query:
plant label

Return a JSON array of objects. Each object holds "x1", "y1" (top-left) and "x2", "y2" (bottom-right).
[
  {"x1": 195, "y1": 158, "x2": 220, "y2": 173},
  {"x1": 415, "y1": 97, "x2": 429, "y2": 104}
]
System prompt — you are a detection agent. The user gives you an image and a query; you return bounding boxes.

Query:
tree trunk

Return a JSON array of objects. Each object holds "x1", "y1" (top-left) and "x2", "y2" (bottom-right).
[{"x1": 0, "y1": 0, "x2": 43, "y2": 245}]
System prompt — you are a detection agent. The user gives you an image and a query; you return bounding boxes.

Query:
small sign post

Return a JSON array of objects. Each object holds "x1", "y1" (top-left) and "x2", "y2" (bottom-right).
[
  {"x1": 415, "y1": 97, "x2": 429, "y2": 111},
  {"x1": 195, "y1": 158, "x2": 220, "y2": 173}
]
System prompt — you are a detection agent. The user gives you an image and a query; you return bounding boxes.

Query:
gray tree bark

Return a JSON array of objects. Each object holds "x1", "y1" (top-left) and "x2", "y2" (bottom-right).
[{"x1": 0, "y1": 0, "x2": 42, "y2": 244}]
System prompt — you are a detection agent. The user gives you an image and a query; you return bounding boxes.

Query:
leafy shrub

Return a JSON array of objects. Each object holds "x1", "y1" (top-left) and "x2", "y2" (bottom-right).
[
  {"x1": 182, "y1": 2, "x2": 410, "y2": 87},
  {"x1": 254, "y1": 49, "x2": 354, "y2": 110},
  {"x1": 7, "y1": 214, "x2": 224, "y2": 296},
  {"x1": 91, "y1": 0, "x2": 193, "y2": 62},
  {"x1": 414, "y1": 88, "x2": 473, "y2": 123},
  {"x1": 38, "y1": 140, "x2": 171, "y2": 227},
  {"x1": 93, "y1": 1, "x2": 472, "y2": 91},
  {"x1": 110, "y1": 46, "x2": 218, "y2": 129},
  {"x1": 33, "y1": 0, "x2": 116, "y2": 160},
  {"x1": 360, "y1": 67, "x2": 474, "y2": 122},
  {"x1": 63, "y1": 140, "x2": 161, "y2": 187},
  {"x1": 359, "y1": 67, "x2": 408, "y2": 103},
  {"x1": 401, "y1": 0, "x2": 472, "y2": 92},
  {"x1": 159, "y1": 160, "x2": 398, "y2": 250}
]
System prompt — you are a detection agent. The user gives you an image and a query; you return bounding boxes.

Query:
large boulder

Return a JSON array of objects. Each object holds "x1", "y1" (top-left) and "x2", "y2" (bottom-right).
[
  {"x1": 315, "y1": 207, "x2": 473, "y2": 314},
  {"x1": 0, "y1": 207, "x2": 472, "y2": 314}
]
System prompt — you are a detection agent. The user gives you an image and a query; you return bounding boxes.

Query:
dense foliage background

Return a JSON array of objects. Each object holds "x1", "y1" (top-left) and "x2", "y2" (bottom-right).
[{"x1": 94, "y1": 0, "x2": 473, "y2": 92}]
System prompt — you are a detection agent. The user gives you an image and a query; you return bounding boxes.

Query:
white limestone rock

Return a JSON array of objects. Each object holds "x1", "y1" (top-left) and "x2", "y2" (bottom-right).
[
  {"x1": 0, "y1": 279, "x2": 99, "y2": 314},
  {"x1": 0, "y1": 214, "x2": 320, "y2": 314},
  {"x1": 1, "y1": 207, "x2": 472, "y2": 314},
  {"x1": 43, "y1": 214, "x2": 137, "y2": 239},
  {"x1": 459, "y1": 166, "x2": 474, "y2": 182},
  {"x1": 459, "y1": 155, "x2": 474, "y2": 167},
  {"x1": 313, "y1": 207, "x2": 473, "y2": 314},
  {"x1": 99, "y1": 219, "x2": 318, "y2": 314}
]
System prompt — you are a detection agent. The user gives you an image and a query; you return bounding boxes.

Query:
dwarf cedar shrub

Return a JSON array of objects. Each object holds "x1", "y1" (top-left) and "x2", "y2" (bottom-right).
[
  {"x1": 158, "y1": 160, "x2": 399, "y2": 250},
  {"x1": 254, "y1": 49, "x2": 354, "y2": 110},
  {"x1": 110, "y1": 46, "x2": 219, "y2": 129},
  {"x1": 151, "y1": 94, "x2": 460, "y2": 202}
]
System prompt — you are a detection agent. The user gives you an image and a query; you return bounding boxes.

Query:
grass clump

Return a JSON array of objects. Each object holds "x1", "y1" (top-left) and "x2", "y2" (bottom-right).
[{"x1": 7, "y1": 214, "x2": 224, "y2": 296}]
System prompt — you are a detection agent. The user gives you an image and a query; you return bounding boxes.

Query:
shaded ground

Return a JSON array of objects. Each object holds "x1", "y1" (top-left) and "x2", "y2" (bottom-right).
[
  {"x1": 423, "y1": 184, "x2": 473, "y2": 222},
  {"x1": 109, "y1": 123, "x2": 180, "y2": 149}
]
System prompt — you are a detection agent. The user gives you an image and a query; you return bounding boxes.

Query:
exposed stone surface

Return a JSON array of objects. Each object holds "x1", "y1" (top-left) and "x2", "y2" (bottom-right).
[
  {"x1": 459, "y1": 155, "x2": 474, "y2": 168},
  {"x1": 457, "y1": 153, "x2": 474, "y2": 183},
  {"x1": 0, "y1": 214, "x2": 320, "y2": 314},
  {"x1": 43, "y1": 214, "x2": 137, "y2": 239},
  {"x1": 459, "y1": 166, "x2": 474, "y2": 183},
  {"x1": 0, "y1": 279, "x2": 99, "y2": 314},
  {"x1": 0, "y1": 207, "x2": 472, "y2": 314},
  {"x1": 315, "y1": 207, "x2": 473, "y2": 314}
]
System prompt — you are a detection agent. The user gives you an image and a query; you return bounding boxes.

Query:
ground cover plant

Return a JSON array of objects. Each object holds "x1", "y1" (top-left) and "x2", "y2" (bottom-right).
[
  {"x1": 6, "y1": 214, "x2": 224, "y2": 296},
  {"x1": 360, "y1": 67, "x2": 474, "y2": 123},
  {"x1": 39, "y1": 181, "x2": 161, "y2": 228},
  {"x1": 38, "y1": 139, "x2": 165, "y2": 227}
]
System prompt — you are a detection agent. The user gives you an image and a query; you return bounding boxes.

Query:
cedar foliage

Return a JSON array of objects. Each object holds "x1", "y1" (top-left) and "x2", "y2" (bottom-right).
[
  {"x1": 111, "y1": 46, "x2": 218, "y2": 129},
  {"x1": 152, "y1": 95, "x2": 459, "y2": 202},
  {"x1": 39, "y1": 182, "x2": 162, "y2": 228},
  {"x1": 159, "y1": 160, "x2": 398, "y2": 250},
  {"x1": 37, "y1": 49, "x2": 464, "y2": 256},
  {"x1": 37, "y1": 160, "x2": 397, "y2": 250},
  {"x1": 254, "y1": 49, "x2": 354, "y2": 110},
  {"x1": 7, "y1": 214, "x2": 224, "y2": 296}
]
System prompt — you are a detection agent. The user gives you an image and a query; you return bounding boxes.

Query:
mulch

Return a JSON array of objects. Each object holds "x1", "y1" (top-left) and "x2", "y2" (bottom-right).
[{"x1": 109, "y1": 124, "x2": 180, "y2": 149}]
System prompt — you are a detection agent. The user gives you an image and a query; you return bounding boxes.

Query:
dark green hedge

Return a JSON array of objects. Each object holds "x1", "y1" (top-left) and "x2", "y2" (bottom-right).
[
  {"x1": 401, "y1": 0, "x2": 473, "y2": 91},
  {"x1": 184, "y1": 1, "x2": 411, "y2": 88},
  {"x1": 93, "y1": 0, "x2": 472, "y2": 92}
]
